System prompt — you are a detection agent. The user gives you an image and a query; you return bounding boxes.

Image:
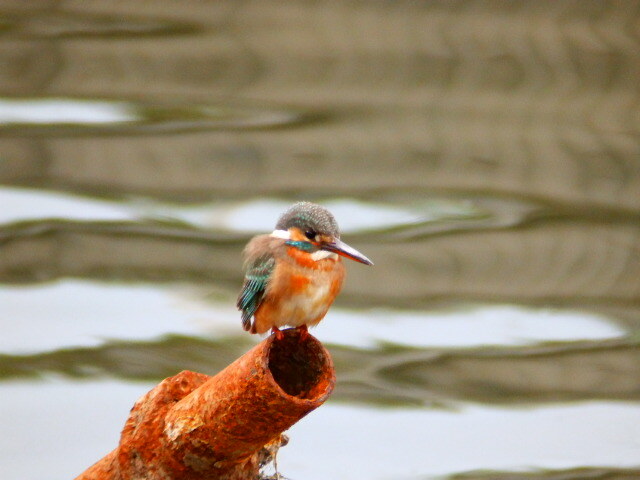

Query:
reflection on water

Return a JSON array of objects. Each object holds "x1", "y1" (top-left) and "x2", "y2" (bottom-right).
[
  {"x1": 0, "y1": 98, "x2": 138, "y2": 125},
  {"x1": 0, "y1": 97, "x2": 305, "y2": 134},
  {"x1": 0, "y1": 1, "x2": 639, "y2": 480}
]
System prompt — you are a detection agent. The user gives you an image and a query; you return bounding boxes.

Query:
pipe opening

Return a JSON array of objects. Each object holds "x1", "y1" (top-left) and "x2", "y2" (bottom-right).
[{"x1": 268, "y1": 328, "x2": 333, "y2": 399}]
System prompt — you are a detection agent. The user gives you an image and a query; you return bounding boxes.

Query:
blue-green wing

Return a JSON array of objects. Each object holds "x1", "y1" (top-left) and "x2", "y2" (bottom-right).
[{"x1": 236, "y1": 253, "x2": 275, "y2": 331}]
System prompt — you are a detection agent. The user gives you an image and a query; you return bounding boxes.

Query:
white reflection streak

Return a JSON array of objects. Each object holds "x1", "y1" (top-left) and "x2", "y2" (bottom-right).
[{"x1": 0, "y1": 98, "x2": 137, "y2": 124}]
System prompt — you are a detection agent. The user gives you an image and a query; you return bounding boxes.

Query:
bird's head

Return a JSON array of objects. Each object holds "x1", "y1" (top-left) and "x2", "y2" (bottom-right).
[{"x1": 272, "y1": 202, "x2": 373, "y2": 266}]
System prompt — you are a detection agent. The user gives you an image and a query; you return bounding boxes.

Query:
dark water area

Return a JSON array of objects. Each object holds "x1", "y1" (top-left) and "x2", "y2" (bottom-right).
[{"x1": 0, "y1": 1, "x2": 639, "y2": 479}]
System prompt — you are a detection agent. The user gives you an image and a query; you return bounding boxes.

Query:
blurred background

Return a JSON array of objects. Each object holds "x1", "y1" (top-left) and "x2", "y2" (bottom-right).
[{"x1": 0, "y1": 1, "x2": 639, "y2": 479}]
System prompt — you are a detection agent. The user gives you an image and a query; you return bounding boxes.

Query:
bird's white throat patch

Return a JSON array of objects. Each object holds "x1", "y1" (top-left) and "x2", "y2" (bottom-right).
[{"x1": 311, "y1": 250, "x2": 338, "y2": 261}]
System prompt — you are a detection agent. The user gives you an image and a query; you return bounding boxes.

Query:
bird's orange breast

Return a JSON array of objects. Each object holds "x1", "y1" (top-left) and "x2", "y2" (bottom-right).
[
  {"x1": 250, "y1": 248, "x2": 345, "y2": 334},
  {"x1": 289, "y1": 273, "x2": 311, "y2": 293}
]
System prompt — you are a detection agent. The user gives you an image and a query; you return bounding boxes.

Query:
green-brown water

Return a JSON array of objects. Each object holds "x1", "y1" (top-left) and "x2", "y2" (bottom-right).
[{"x1": 0, "y1": 2, "x2": 639, "y2": 479}]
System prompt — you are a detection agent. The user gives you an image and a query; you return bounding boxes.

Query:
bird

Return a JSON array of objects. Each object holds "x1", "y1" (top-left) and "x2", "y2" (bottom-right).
[{"x1": 237, "y1": 201, "x2": 373, "y2": 340}]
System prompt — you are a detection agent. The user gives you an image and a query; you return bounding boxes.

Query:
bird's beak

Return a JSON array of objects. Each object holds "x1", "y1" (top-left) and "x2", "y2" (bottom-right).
[{"x1": 321, "y1": 239, "x2": 374, "y2": 265}]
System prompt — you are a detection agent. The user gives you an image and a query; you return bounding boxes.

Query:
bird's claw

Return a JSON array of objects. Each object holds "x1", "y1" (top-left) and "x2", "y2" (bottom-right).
[
  {"x1": 271, "y1": 326, "x2": 285, "y2": 341},
  {"x1": 297, "y1": 325, "x2": 309, "y2": 343}
]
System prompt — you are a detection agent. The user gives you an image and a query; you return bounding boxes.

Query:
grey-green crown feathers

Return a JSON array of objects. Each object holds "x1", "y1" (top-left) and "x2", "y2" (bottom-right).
[{"x1": 275, "y1": 202, "x2": 340, "y2": 238}]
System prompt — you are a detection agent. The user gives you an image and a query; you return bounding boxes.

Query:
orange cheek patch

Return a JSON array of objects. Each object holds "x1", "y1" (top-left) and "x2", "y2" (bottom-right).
[{"x1": 288, "y1": 227, "x2": 306, "y2": 241}]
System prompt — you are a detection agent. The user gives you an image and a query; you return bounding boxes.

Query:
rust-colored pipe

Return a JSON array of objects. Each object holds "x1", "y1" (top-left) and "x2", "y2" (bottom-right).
[{"x1": 76, "y1": 328, "x2": 335, "y2": 480}]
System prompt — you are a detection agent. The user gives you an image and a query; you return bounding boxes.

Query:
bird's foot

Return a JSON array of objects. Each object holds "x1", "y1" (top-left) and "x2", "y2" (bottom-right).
[
  {"x1": 271, "y1": 326, "x2": 285, "y2": 341},
  {"x1": 297, "y1": 324, "x2": 309, "y2": 343}
]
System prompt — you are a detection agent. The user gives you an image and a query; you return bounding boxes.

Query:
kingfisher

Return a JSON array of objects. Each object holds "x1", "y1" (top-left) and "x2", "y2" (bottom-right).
[{"x1": 237, "y1": 201, "x2": 373, "y2": 340}]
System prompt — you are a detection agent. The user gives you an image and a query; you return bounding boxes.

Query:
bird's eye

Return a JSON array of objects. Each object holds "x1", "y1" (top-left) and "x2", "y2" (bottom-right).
[{"x1": 305, "y1": 230, "x2": 316, "y2": 240}]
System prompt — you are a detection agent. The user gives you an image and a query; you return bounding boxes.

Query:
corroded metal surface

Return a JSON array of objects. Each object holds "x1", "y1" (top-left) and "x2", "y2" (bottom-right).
[{"x1": 75, "y1": 329, "x2": 334, "y2": 480}]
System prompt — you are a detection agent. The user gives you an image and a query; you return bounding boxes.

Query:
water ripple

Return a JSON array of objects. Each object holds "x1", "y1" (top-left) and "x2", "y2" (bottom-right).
[
  {"x1": 0, "y1": 97, "x2": 306, "y2": 135},
  {"x1": 2, "y1": 9, "x2": 199, "y2": 39}
]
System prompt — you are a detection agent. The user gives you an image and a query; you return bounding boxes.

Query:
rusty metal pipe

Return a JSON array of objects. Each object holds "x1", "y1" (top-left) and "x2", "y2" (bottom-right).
[{"x1": 76, "y1": 328, "x2": 335, "y2": 480}]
